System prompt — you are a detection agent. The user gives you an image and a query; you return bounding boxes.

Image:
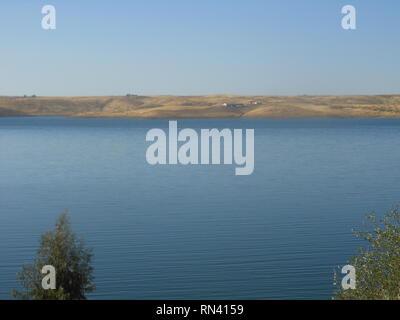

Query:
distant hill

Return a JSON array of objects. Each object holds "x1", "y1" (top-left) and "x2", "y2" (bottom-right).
[{"x1": 1, "y1": 95, "x2": 400, "y2": 118}]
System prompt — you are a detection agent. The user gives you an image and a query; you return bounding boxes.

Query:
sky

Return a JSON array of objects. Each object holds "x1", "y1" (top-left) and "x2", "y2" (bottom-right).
[{"x1": 0, "y1": 0, "x2": 399, "y2": 96}]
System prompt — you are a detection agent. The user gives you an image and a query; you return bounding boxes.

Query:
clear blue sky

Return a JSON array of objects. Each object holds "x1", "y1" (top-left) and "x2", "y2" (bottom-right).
[{"x1": 1, "y1": 0, "x2": 399, "y2": 96}]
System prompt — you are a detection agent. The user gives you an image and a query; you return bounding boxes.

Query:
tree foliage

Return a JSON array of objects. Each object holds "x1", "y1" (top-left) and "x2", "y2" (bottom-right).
[
  {"x1": 12, "y1": 211, "x2": 95, "y2": 300},
  {"x1": 334, "y1": 207, "x2": 400, "y2": 300}
]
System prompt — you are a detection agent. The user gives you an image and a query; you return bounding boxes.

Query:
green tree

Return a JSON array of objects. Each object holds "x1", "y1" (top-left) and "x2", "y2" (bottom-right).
[
  {"x1": 334, "y1": 207, "x2": 400, "y2": 300},
  {"x1": 12, "y1": 211, "x2": 95, "y2": 300}
]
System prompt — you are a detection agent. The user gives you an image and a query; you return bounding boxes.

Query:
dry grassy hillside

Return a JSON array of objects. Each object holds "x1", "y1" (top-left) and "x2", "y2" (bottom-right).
[{"x1": 1, "y1": 95, "x2": 400, "y2": 118}]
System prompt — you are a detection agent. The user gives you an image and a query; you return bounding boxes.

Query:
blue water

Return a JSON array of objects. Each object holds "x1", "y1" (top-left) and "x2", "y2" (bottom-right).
[{"x1": 1, "y1": 117, "x2": 400, "y2": 300}]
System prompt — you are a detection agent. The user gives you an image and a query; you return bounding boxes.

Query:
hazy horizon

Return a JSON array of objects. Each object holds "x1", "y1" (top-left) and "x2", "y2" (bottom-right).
[
  {"x1": 2, "y1": 93, "x2": 400, "y2": 98},
  {"x1": 1, "y1": 0, "x2": 400, "y2": 96}
]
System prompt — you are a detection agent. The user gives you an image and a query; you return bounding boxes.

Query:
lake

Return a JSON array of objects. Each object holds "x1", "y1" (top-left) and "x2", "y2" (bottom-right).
[{"x1": 1, "y1": 117, "x2": 400, "y2": 300}]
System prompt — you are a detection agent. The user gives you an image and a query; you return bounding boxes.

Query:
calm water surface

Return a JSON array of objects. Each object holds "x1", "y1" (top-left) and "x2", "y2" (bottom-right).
[{"x1": 1, "y1": 117, "x2": 400, "y2": 299}]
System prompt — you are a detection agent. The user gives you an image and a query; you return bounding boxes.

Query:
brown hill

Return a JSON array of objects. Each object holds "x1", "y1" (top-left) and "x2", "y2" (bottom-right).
[{"x1": 1, "y1": 95, "x2": 400, "y2": 118}]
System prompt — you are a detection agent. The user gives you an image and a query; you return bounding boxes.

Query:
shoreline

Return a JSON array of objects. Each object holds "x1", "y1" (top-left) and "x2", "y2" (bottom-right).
[{"x1": 1, "y1": 94, "x2": 400, "y2": 119}]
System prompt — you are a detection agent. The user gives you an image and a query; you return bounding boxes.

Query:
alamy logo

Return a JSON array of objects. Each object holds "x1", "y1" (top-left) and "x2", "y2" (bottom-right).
[
  {"x1": 146, "y1": 121, "x2": 255, "y2": 175},
  {"x1": 41, "y1": 5, "x2": 56, "y2": 30},
  {"x1": 41, "y1": 265, "x2": 56, "y2": 290},
  {"x1": 39, "y1": 5, "x2": 357, "y2": 31},
  {"x1": 341, "y1": 5, "x2": 356, "y2": 30},
  {"x1": 341, "y1": 265, "x2": 356, "y2": 290}
]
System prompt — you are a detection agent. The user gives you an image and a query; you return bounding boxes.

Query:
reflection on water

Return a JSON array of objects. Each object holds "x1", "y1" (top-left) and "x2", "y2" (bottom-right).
[{"x1": 1, "y1": 117, "x2": 400, "y2": 299}]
